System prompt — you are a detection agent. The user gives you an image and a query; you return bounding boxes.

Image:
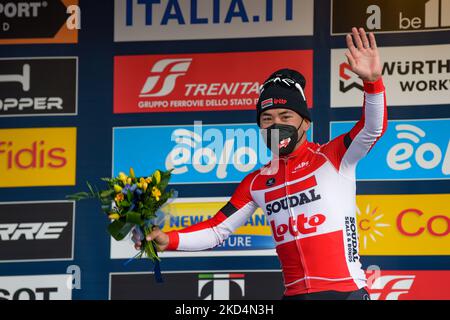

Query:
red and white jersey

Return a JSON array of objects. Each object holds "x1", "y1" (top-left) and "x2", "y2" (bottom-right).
[{"x1": 166, "y1": 78, "x2": 387, "y2": 296}]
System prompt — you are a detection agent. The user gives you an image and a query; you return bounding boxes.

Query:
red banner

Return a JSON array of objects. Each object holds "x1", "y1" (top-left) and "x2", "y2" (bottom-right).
[
  {"x1": 114, "y1": 51, "x2": 313, "y2": 113},
  {"x1": 366, "y1": 270, "x2": 450, "y2": 300}
]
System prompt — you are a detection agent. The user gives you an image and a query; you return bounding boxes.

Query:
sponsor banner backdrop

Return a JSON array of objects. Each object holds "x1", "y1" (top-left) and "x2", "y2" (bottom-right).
[
  {"x1": 111, "y1": 197, "x2": 276, "y2": 259},
  {"x1": 331, "y1": 44, "x2": 450, "y2": 107},
  {"x1": 114, "y1": 51, "x2": 313, "y2": 114},
  {"x1": 0, "y1": 0, "x2": 78, "y2": 44},
  {"x1": 367, "y1": 270, "x2": 450, "y2": 300},
  {"x1": 0, "y1": 57, "x2": 78, "y2": 117},
  {"x1": 109, "y1": 270, "x2": 450, "y2": 300},
  {"x1": 0, "y1": 127, "x2": 77, "y2": 187},
  {"x1": 113, "y1": 123, "x2": 313, "y2": 184},
  {"x1": 0, "y1": 201, "x2": 75, "y2": 262},
  {"x1": 114, "y1": 0, "x2": 314, "y2": 42},
  {"x1": 330, "y1": 119, "x2": 450, "y2": 180},
  {"x1": 109, "y1": 270, "x2": 284, "y2": 300},
  {"x1": 356, "y1": 194, "x2": 450, "y2": 255},
  {"x1": 331, "y1": 0, "x2": 450, "y2": 34},
  {"x1": 0, "y1": 274, "x2": 73, "y2": 300}
]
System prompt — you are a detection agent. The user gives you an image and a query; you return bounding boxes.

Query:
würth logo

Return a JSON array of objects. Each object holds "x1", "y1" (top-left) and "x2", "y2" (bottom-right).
[
  {"x1": 139, "y1": 58, "x2": 192, "y2": 97},
  {"x1": 339, "y1": 62, "x2": 363, "y2": 93}
]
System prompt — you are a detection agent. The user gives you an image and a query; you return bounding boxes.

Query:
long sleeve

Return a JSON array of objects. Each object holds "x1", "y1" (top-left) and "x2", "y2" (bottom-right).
[
  {"x1": 165, "y1": 171, "x2": 259, "y2": 251},
  {"x1": 319, "y1": 77, "x2": 387, "y2": 179}
]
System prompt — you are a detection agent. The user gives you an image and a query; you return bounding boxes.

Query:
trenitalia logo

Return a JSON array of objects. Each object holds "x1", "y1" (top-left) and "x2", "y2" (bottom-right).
[
  {"x1": 355, "y1": 194, "x2": 449, "y2": 255},
  {"x1": 0, "y1": 128, "x2": 77, "y2": 187},
  {"x1": 140, "y1": 58, "x2": 192, "y2": 97},
  {"x1": 114, "y1": 51, "x2": 313, "y2": 114}
]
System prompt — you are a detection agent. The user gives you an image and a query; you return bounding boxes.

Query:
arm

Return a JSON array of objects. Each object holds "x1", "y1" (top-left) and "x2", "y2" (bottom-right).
[
  {"x1": 320, "y1": 28, "x2": 387, "y2": 178},
  {"x1": 164, "y1": 171, "x2": 259, "y2": 251}
]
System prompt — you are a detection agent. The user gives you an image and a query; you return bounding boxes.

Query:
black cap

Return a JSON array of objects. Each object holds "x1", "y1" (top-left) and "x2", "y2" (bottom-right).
[{"x1": 256, "y1": 68, "x2": 311, "y2": 126}]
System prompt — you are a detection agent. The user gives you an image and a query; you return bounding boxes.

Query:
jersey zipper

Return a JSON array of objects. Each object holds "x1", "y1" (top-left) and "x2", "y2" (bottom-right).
[{"x1": 283, "y1": 157, "x2": 311, "y2": 290}]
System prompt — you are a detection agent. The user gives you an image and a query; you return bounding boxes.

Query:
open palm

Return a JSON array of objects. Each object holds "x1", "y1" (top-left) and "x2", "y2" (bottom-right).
[{"x1": 345, "y1": 27, "x2": 382, "y2": 82}]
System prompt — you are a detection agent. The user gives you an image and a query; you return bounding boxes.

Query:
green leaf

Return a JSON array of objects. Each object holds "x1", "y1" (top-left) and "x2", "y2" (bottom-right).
[
  {"x1": 65, "y1": 192, "x2": 90, "y2": 201},
  {"x1": 100, "y1": 189, "x2": 114, "y2": 198},
  {"x1": 107, "y1": 220, "x2": 134, "y2": 241},
  {"x1": 125, "y1": 211, "x2": 143, "y2": 225},
  {"x1": 127, "y1": 190, "x2": 132, "y2": 202}
]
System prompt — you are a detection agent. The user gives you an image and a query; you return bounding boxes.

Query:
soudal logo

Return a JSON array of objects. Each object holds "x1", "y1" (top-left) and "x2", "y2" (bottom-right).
[
  {"x1": 270, "y1": 213, "x2": 326, "y2": 241},
  {"x1": 332, "y1": 0, "x2": 450, "y2": 34},
  {"x1": 265, "y1": 176, "x2": 321, "y2": 215},
  {"x1": 114, "y1": 51, "x2": 313, "y2": 113},
  {"x1": 279, "y1": 137, "x2": 291, "y2": 149},
  {"x1": 369, "y1": 275, "x2": 415, "y2": 300},
  {"x1": 0, "y1": 201, "x2": 74, "y2": 262},
  {"x1": 0, "y1": 58, "x2": 77, "y2": 116},
  {"x1": 140, "y1": 58, "x2": 192, "y2": 97}
]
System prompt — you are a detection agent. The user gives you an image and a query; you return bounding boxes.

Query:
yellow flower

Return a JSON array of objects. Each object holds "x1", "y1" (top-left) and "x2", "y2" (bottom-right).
[
  {"x1": 152, "y1": 186, "x2": 161, "y2": 201},
  {"x1": 118, "y1": 172, "x2": 127, "y2": 184},
  {"x1": 108, "y1": 213, "x2": 120, "y2": 220},
  {"x1": 114, "y1": 185, "x2": 122, "y2": 193},
  {"x1": 139, "y1": 177, "x2": 146, "y2": 184},
  {"x1": 142, "y1": 181, "x2": 148, "y2": 192},
  {"x1": 126, "y1": 177, "x2": 132, "y2": 185},
  {"x1": 137, "y1": 182, "x2": 142, "y2": 189},
  {"x1": 153, "y1": 170, "x2": 161, "y2": 184},
  {"x1": 145, "y1": 177, "x2": 152, "y2": 184},
  {"x1": 115, "y1": 193, "x2": 124, "y2": 202},
  {"x1": 129, "y1": 167, "x2": 135, "y2": 178}
]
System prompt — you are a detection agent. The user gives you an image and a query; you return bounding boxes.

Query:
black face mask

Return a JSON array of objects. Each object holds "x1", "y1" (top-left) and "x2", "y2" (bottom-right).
[{"x1": 264, "y1": 120, "x2": 305, "y2": 156}]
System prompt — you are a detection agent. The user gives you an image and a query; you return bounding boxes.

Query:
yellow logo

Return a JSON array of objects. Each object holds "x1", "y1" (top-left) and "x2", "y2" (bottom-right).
[
  {"x1": 0, "y1": 128, "x2": 77, "y2": 187},
  {"x1": 356, "y1": 195, "x2": 449, "y2": 255}
]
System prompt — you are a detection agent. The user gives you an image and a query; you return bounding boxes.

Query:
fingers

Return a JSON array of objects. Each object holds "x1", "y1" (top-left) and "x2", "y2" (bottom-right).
[
  {"x1": 351, "y1": 27, "x2": 364, "y2": 50},
  {"x1": 146, "y1": 226, "x2": 161, "y2": 241},
  {"x1": 369, "y1": 31, "x2": 377, "y2": 49},
  {"x1": 345, "y1": 51, "x2": 356, "y2": 69},
  {"x1": 359, "y1": 27, "x2": 370, "y2": 49},
  {"x1": 346, "y1": 34, "x2": 358, "y2": 57}
]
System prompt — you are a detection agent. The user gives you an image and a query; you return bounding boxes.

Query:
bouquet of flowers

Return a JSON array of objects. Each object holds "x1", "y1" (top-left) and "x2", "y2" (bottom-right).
[{"x1": 67, "y1": 168, "x2": 174, "y2": 271}]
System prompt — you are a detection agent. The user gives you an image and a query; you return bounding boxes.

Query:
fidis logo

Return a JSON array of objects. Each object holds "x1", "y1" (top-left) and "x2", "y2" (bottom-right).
[
  {"x1": 110, "y1": 197, "x2": 276, "y2": 259},
  {"x1": 0, "y1": 128, "x2": 76, "y2": 187},
  {"x1": 356, "y1": 194, "x2": 449, "y2": 255},
  {"x1": 114, "y1": 51, "x2": 313, "y2": 114}
]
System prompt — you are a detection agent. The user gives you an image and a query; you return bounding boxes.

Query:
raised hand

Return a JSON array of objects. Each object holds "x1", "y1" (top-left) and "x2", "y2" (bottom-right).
[{"x1": 345, "y1": 27, "x2": 382, "y2": 82}]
